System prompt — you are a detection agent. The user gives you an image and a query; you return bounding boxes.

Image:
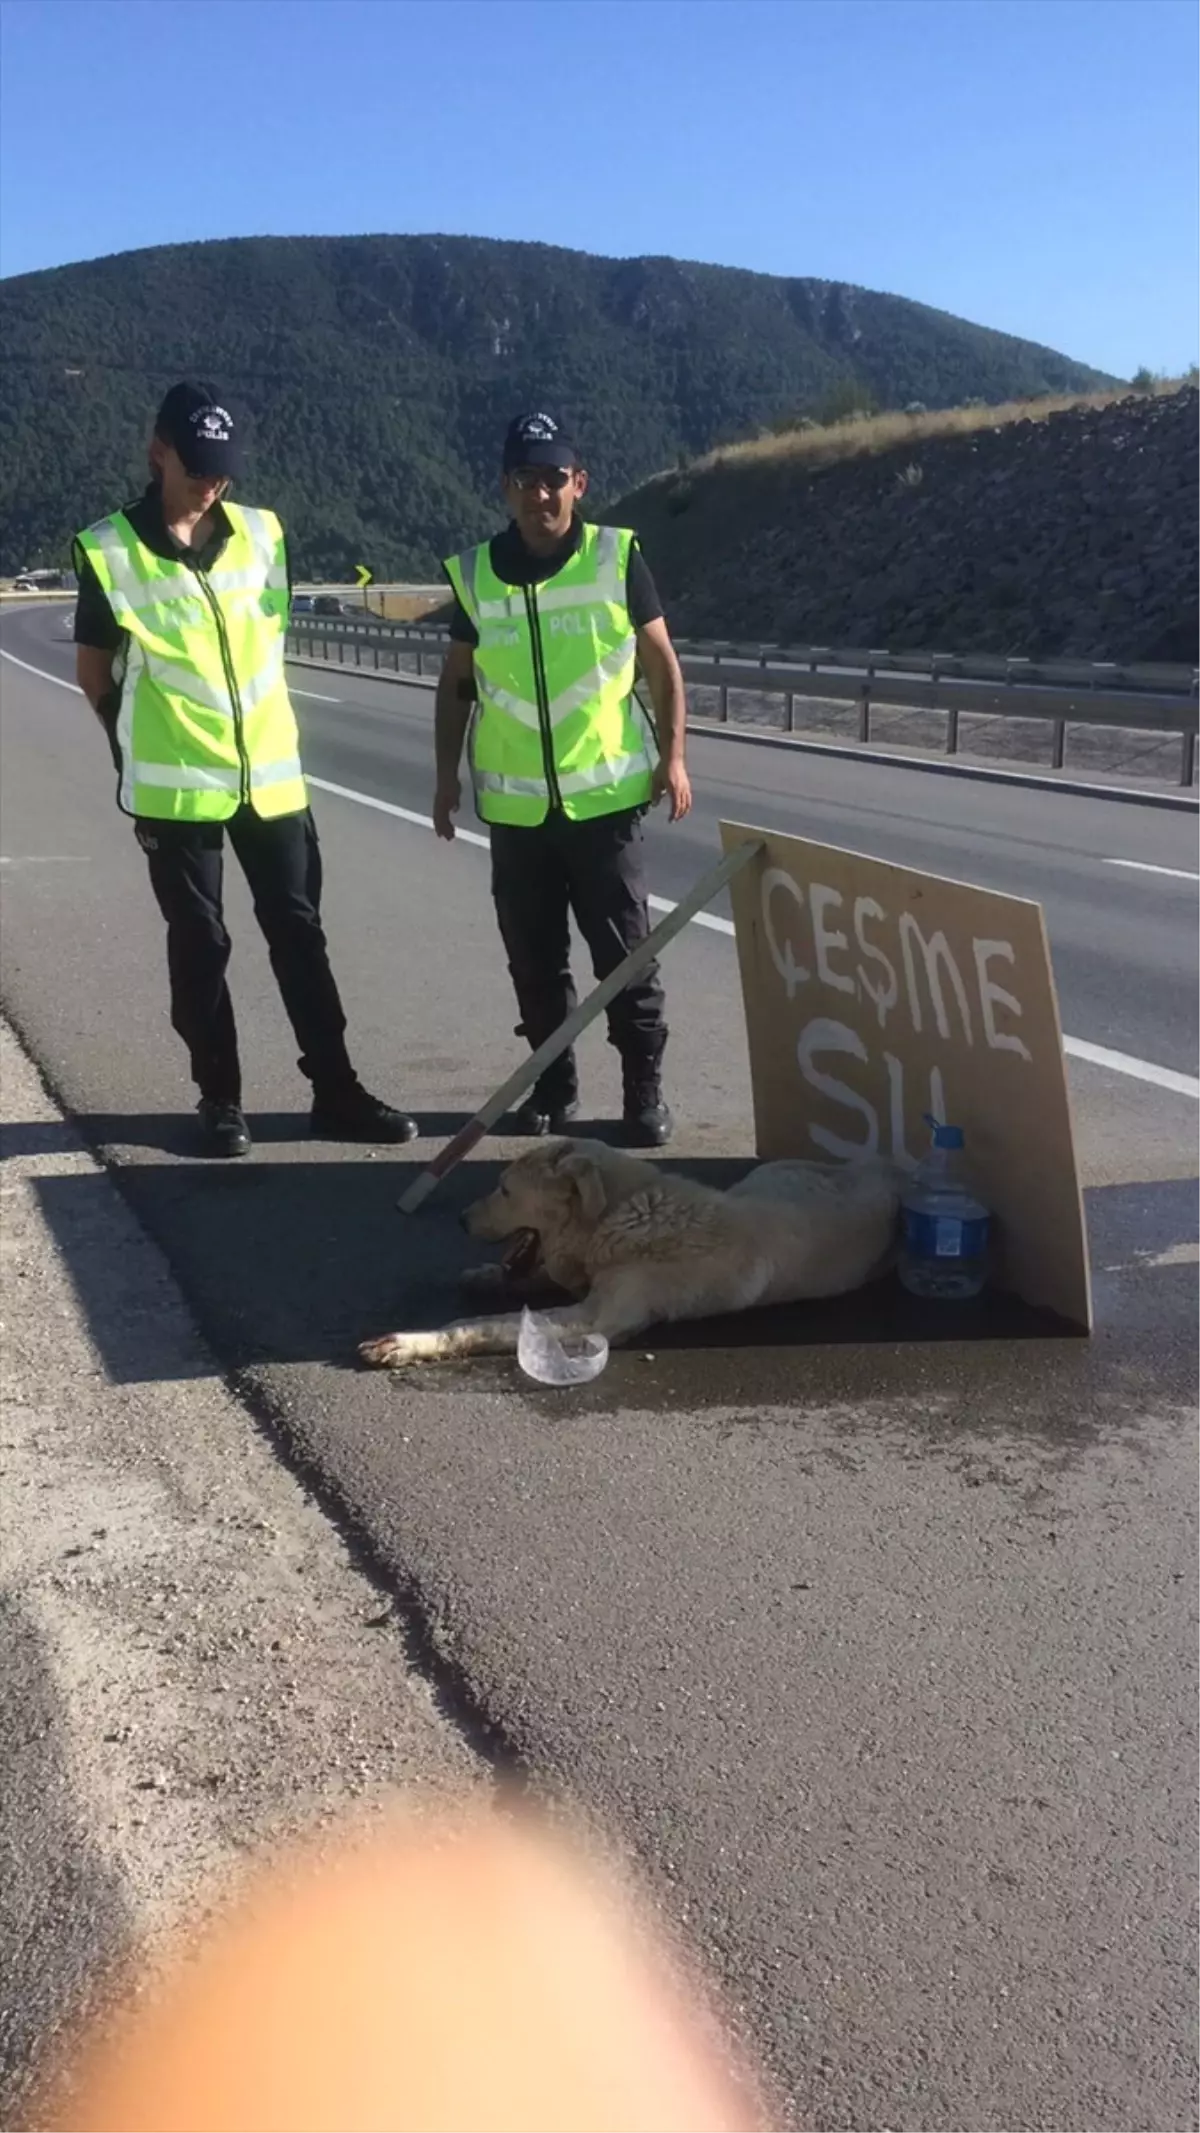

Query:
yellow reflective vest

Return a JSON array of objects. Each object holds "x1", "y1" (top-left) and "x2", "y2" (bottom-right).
[
  {"x1": 75, "y1": 502, "x2": 306, "y2": 822},
  {"x1": 444, "y1": 523, "x2": 656, "y2": 826}
]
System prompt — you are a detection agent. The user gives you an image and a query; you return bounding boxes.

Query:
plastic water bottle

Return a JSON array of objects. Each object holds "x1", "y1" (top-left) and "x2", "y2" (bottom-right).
[{"x1": 898, "y1": 1115, "x2": 991, "y2": 1300}]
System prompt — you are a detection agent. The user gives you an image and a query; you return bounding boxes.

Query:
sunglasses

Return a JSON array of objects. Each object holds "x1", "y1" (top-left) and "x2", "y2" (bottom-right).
[{"x1": 508, "y1": 466, "x2": 573, "y2": 492}]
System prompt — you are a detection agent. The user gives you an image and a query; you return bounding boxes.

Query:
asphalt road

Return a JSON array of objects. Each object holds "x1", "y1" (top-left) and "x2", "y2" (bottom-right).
[
  {"x1": 275, "y1": 645, "x2": 1200, "y2": 1081},
  {"x1": 2, "y1": 600, "x2": 1197, "y2": 2131}
]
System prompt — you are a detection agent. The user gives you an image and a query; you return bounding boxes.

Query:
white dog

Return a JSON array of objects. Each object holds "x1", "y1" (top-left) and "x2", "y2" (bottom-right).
[{"x1": 358, "y1": 1138, "x2": 900, "y2": 1370}]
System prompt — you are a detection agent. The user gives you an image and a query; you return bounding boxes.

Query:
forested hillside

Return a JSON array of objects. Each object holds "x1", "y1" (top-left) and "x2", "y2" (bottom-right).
[{"x1": 0, "y1": 232, "x2": 1113, "y2": 575}]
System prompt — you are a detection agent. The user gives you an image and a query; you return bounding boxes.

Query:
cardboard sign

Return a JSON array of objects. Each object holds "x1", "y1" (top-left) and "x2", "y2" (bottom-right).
[{"x1": 719, "y1": 821, "x2": 1092, "y2": 1329}]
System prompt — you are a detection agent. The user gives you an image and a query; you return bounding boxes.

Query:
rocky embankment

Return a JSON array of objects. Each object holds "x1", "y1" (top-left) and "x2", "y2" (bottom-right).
[{"x1": 612, "y1": 388, "x2": 1197, "y2": 663}]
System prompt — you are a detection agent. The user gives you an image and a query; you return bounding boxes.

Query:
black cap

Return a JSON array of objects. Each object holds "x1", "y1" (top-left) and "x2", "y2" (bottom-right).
[
  {"x1": 502, "y1": 409, "x2": 577, "y2": 472},
  {"x1": 154, "y1": 381, "x2": 244, "y2": 478}
]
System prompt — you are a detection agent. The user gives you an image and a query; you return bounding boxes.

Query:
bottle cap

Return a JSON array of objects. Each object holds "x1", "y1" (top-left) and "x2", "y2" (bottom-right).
[{"x1": 923, "y1": 1113, "x2": 964, "y2": 1150}]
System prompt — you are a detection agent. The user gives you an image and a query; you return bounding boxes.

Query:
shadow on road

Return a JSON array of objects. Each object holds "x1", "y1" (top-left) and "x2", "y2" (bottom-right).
[
  {"x1": 0, "y1": 1110, "x2": 472, "y2": 1160},
  {"x1": 17, "y1": 1103, "x2": 1198, "y2": 1416},
  {"x1": 10, "y1": 1093, "x2": 1194, "y2": 1425}
]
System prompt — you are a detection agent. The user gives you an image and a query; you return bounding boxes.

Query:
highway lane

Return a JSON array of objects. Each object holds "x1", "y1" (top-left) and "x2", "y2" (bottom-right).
[
  {"x1": 305, "y1": 687, "x2": 1199, "y2": 1089},
  {"x1": 283, "y1": 644, "x2": 1200, "y2": 1086},
  {"x1": 2, "y1": 603, "x2": 1197, "y2": 2131},
  {"x1": 7, "y1": 599, "x2": 1198, "y2": 1083}
]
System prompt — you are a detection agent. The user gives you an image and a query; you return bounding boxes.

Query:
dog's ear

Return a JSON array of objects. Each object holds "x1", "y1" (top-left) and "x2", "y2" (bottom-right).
[{"x1": 554, "y1": 1148, "x2": 608, "y2": 1226}]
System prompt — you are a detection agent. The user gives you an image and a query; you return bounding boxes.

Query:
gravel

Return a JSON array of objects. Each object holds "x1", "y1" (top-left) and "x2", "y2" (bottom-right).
[{"x1": 0, "y1": 1018, "x2": 481, "y2": 2119}]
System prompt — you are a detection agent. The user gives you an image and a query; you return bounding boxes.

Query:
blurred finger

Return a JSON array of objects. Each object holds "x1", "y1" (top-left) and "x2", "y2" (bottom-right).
[{"x1": 44, "y1": 1800, "x2": 764, "y2": 2133}]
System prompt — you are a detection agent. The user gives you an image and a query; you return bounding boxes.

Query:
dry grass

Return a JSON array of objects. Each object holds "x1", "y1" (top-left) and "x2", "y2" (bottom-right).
[{"x1": 683, "y1": 377, "x2": 1193, "y2": 481}]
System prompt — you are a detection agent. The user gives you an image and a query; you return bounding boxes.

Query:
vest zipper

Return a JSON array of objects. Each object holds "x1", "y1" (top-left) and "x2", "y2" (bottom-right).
[
  {"x1": 521, "y1": 583, "x2": 562, "y2": 816},
  {"x1": 195, "y1": 565, "x2": 250, "y2": 807}
]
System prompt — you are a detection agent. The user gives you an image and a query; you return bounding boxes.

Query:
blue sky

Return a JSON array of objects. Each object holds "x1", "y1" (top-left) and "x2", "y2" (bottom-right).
[{"x1": 1, "y1": 0, "x2": 1195, "y2": 378}]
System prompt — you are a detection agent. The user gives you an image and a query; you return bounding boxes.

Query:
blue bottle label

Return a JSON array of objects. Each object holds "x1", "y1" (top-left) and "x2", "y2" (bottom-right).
[{"x1": 903, "y1": 1209, "x2": 989, "y2": 1261}]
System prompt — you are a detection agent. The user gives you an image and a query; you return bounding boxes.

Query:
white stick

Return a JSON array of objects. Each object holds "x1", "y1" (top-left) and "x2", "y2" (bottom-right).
[{"x1": 398, "y1": 838, "x2": 764, "y2": 1214}]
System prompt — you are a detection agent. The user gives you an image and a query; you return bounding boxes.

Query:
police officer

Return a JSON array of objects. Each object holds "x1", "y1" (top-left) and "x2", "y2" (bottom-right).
[
  {"x1": 433, "y1": 411, "x2": 692, "y2": 1145},
  {"x1": 73, "y1": 381, "x2": 417, "y2": 1158}
]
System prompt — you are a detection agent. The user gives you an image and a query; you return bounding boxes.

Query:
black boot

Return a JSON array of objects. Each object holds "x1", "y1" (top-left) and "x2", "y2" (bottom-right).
[
  {"x1": 620, "y1": 1067, "x2": 673, "y2": 1148},
  {"x1": 509, "y1": 1090, "x2": 580, "y2": 1137},
  {"x1": 197, "y1": 1098, "x2": 251, "y2": 1159},
  {"x1": 310, "y1": 1079, "x2": 418, "y2": 1143}
]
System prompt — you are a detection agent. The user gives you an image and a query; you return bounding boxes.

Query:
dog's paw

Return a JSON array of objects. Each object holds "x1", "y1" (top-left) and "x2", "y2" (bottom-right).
[{"x1": 357, "y1": 1332, "x2": 415, "y2": 1370}]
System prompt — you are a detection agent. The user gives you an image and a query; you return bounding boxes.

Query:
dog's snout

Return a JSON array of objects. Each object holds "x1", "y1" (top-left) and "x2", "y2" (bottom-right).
[
  {"x1": 459, "y1": 1187, "x2": 508, "y2": 1243},
  {"x1": 460, "y1": 1198, "x2": 488, "y2": 1237}
]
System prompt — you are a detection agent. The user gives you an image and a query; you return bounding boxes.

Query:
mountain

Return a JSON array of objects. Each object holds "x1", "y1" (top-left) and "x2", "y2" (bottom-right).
[{"x1": 0, "y1": 233, "x2": 1114, "y2": 577}]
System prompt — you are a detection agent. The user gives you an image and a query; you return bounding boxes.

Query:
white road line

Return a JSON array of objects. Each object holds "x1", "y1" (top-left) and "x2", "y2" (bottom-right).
[
  {"x1": 308, "y1": 777, "x2": 1198, "y2": 1100},
  {"x1": 1061, "y1": 1039, "x2": 1199, "y2": 1099},
  {"x1": 309, "y1": 775, "x2": 490, "y2": 850},
  {"x1": 649, "y1": 893, "x2": 734, "y2": 935},
  {"x1": 0, "y1": 652, "x2": 348, "y2": 711},
  {"x1": 305, "y1": 777, "x2": 736, "y2": 930},
  {"x1": 1105, "y1": 858, "x2": 1199, "y2": 882},
  {"x1": 3, "y1": 656, "x2": 1195, "y2": 1103},
  {"x1": 1, "y1": 646, "x2": 83, "y2": 692}
]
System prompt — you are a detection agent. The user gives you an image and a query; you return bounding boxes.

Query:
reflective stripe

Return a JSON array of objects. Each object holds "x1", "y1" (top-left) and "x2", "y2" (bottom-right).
[
  {"x1": 476, "y1": 637, "x2": 636, "y2": 732},
  {"x1": 116, "y1": 638, "x2": 139, "y2": 813},
  {"x1": 106, "y1": 571, "x2": 275, "y2": 613},
  {"x1": 476, "y1": 678, "x2": 542, "y2": 731},
  {"x1": 85, "y1": 521, "x2": 150, "y2": 616},
  {"x1": 474, "y1": 748, "x2": 652, "y2": 801},
  {"x1": 473, "y1": 525, "x2": 623, "y2": 619},
  {"x1": 474, "y1": 768, "x2": 548, "y2": 799},
  {"x1": 85, "y1": 519, "x2": 132, "y2": 569},
  {"x1": 450, "y1": 523, "x2": 649, "y2": 824},
  {"x1": 82, "y1": 502, "x2": 299, "y2": 821},
  {"x1": 205, "y1": 564, "x2": 276, "y2": 595},
  {"x1": 239, "y1": 648, "x2": 286, "y2": 712},
  {"x1": 250, "y1": 755, "x2": 304, "y2": 789},
  {"x1": 533, "y1": 528, "x2": 623, "y2": 614},
  {"x1": 474, "y1": 589, "x2": 520, "y2": 622},
  {"x1": 234, "y1": 504, "x2": 277, "y2": 561},
  {"x1": 531, "y1": 577, "x2": 618, "y2": 614},
  {"x1": 134, "y1": 761, "x2": 241, "y2": 792},
  {"x1": 87, "y1": 566, "x2": 283, "y2": 625},
  {"x1": 229, "y1": 505, "x2": 272, "y2": 580},
  {"x1": 546, "y1": 636, "x2": 636, "y2": 722},
  {"x1": 136, "y1": 642, "x2": 285, "y2": 719},
  {"x1": 475, "y1": 575, "x2": 620, "y2": 620},
  {"x1": 231, "y1": 506, "x2": 283, "y2": 587},
  {"x1": 85, "y1": 521, "x2": 287, "y2": 614},
  {"x1": 132, "y1": 753, "x2": 302, "y2": 795},
  {"x1": 558, "y1": 748, "x2": 651, "y2": 794},
  {"x1": 139, "y1": 649, "x2": 234, "y2": 717},
  {"x1": 453, "y1": 546, "x2": 479, "y2": 621},
  {"x1": 108, "y1": 579, "x2": 207, "y2": 618}
]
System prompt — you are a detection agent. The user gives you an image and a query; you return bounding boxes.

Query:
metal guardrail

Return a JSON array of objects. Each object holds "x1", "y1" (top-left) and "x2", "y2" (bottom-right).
[
  {"x1": 289, "y1": 615, "x2": 451, "y2": 675},
  {"x1": 286, "y1": 614, "x2": 1200, "y2": 786}
]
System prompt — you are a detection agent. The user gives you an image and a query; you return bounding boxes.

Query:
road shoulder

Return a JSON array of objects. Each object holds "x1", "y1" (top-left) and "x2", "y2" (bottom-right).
[{"x1": 0, "y1": 1019, "x2": 479, "y2": 2119}]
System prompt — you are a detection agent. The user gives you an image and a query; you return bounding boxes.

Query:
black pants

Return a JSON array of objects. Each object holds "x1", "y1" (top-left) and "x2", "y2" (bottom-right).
[
  {"x1": 136, "y1": 806, "x2": 355, "y2": 1106},
  {"x1": 490, "y1": 807, "x2": 667, "y2": 1107}
]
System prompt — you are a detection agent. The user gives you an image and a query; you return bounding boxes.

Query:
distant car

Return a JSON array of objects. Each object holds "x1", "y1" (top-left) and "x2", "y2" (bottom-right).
[
  {"x1": 311, "y1": 594, "x2": 346, "y2": 616},
  {"x1": 12, "y1": 575, "x2": 37, "y2": 590},
  {"x1": 291, "y1": 593, "x2": 314, "y2": 614}
]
